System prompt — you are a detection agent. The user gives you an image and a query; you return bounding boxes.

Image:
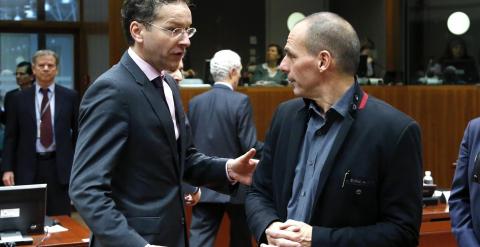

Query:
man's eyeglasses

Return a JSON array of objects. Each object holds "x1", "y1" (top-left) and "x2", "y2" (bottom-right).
[{"x1": 148, "y1": 23, "x2": 197, "y2": 38}]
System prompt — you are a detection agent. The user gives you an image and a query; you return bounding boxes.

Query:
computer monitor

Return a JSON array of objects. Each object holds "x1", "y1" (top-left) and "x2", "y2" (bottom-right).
[
  {"x1": 0, "y1": 184, "x2": 46, "y2": 234},
  {"x1": 203, "y1": 59, "x2": 213, "y2": 85}
]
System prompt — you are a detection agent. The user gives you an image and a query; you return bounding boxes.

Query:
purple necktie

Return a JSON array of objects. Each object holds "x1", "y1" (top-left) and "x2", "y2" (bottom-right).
[
  {"x1": 40, "y1": 88, "x2": 53, "y2": 147},
  {"x1": 152, "y1": 75, "x2": 167, "y2": 104}
]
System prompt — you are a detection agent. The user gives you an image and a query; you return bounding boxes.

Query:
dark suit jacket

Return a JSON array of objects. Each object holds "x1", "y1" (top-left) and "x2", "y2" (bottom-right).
[
  {"x1": 1, "y1": 84, "x2": 78, "y2": 185},
  {"x1": 246, "y1": 83, "x2": 423, "y2": 246},
  {"x1": 0, "y1": 88, "x2": 20, "y2": 125},
  {"x1": 449, "y1": 117, "x2": 480, "y2": 246},
  {"x1": 69, "y1": 52, "x2": 233, "y2": 247},
  {"x1": 188, "y1": 84, "x2": 263, "y2": 204}
]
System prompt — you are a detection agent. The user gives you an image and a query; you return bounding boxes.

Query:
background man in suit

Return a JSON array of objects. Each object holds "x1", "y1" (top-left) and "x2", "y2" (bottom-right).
[
  {"x1": 0, "y1": 61, "x2": 35, "y2": 157},
  {"x1": 69, "y1": 1, "x2": 257, "y2": 247},
  {"x1": 449, "y1": 117, "x2": 480, "y2": 246},
  {"x1": 1, "y1": 50, "x2": 79, "y2": 216},
  {"x1": 0, "y1": 61, "x2": 35, "y2": 124},
  {"x1": 245, "y1": 12, "x2": 423, "y2": 247},
  {"x1": 188, "y1": 50, "x2": 264, "y2": 247},
  {"x1": 14, "y1": 61, "x2": 35, "y2": 90}
]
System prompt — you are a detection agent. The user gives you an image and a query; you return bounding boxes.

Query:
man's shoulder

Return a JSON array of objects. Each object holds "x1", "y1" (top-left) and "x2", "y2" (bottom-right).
[
  {"x1": 90, "y1": 64, "x2": 133, "y2": 88},
  {"x1": 468, "y1": 117, "x2": 480, "y2": 128},
  {"x1": 359, "y1": 96, "x2": 417, "y2": 133},
  {"x1": 5, "y1": 88, "x2": 19, "y2": 97},
  {"x1": 364, "y1": 96, "x2": 413, "y2": 121},
  {"x1": 55, "y1": 84, "x2": 77, "y2": 96},
  {"x1": 277, "y1": 97, "x2": 305, "y2": 110}
]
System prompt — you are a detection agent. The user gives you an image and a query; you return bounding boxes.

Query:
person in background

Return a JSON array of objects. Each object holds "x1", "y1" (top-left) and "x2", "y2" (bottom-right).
[
  {"x1": 0, "y1": 61, "x2": 35, "y2": 125},
  {"x1": 246, "y1": 12, "x2": 423, "y2": 247},
  {"x1": 68, "y1": 1, "x2": 258, "y2": 246},
  {"x1": 440, "y1": 37, "x2": 479, "y2": 84},
  {"x1": 166, "y1": 59, "x2": 185, "y2": 84},
  {"x1": 1, "y1": 50, "x2": 79, "y2": 216},
  {"x1": 449, "y1": 117, "x2": 480, "y2": 246},
  {"x1": 188, "y1": 49, "x2": 263, "y2": 247},
  {"x1": 252, "y1": 43, "x2": 287, "y2": 85},
  {"x1": 357, "y1": 44, "x2": 375, "y2": 78}
]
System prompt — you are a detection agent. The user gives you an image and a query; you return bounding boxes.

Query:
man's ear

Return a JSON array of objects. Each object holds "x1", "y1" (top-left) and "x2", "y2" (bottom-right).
[
  {"x1": 130, "y1": 21, "x2": 144, "y2": 43},
  {"x1": 317, "y1": 50, "x2": 332, "y2": 72}
]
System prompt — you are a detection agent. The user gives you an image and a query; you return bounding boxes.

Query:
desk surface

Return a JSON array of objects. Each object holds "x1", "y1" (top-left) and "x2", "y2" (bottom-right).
[
  {"x1": 420, "y1": 204, "x2": 456, "y2": 246},
  {"x1": 423, "y1": 203, "x2": 450, "y2": 222},
  {"x1": 29, "y1": 216, "x2": 89, "y2": 247}
]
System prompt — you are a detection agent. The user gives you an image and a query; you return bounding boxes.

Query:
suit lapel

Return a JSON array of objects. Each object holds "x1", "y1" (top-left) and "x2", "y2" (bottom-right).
[
  {"x1": 121, "y1": 52, "x2": 180, "y2": 171},
  {"x1": 282, "y1": 106, "x2": 308, "y2": 212},
  {"x1": 311, "y1": 114, "x2": 354, "y2": 213},
  {"x1": 310, "y1": 83, "x2": 366, "y2": 216},
  {"x1": 54, "y1": 85, "x2": 63, "y2": 124},
  {"x1": 27, "y1": 87, "x2": 36, "y2": 124}
]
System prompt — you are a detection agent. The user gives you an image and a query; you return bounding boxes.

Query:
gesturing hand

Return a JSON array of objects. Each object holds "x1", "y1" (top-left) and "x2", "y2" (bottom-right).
[{"x1": 226, "y1": 148, "x2": 258, "y2": 185}]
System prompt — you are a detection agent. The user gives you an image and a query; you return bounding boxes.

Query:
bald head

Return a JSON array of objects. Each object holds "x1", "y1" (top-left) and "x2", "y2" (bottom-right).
[{"x1": 300, "y1": 12, "x2": 360, "y2": 75}]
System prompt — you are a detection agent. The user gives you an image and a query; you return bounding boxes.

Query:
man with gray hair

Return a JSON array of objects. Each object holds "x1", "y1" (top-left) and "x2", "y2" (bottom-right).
[
  {"x1": 188, "y1": 50, "x2": 263, "y2": 247},
  {"x1": 246, "y1": 12, "x2": 422, "y2": 247}
]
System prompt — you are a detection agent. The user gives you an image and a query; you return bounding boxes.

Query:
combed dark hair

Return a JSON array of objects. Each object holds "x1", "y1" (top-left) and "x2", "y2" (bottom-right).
[
  {"x1": 268, "y1": 43, "x2": 284, "y2": 65},
  {"x1": 121, "y1": 0, "x2": 190, "y2": 46},
  {"x1": 16, "y1": 61, "x2": 33, "y2": 75},
  {"x1": 302, "y1": 12, "x2": 360, "y2": 75}
]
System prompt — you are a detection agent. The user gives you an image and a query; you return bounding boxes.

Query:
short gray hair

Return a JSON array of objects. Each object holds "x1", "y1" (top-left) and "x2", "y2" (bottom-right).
[
  {"x1": 301, "y1": 12, "x2": 360, "y2": 75},
  {"x1": 209, "y1": 50, "x2": 242, "y2": 82},
  {"x1": 32, "y1": 49, "x2": 59, "y2": 66}
]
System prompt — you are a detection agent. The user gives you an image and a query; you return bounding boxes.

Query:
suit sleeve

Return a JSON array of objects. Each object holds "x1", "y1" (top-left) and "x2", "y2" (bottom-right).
[
  {"x1": 236, "y1": 97, "x2": 263, "y2": 158},
  {"x1": 70, "y1": 91, "x2": 79, "y2": 148},
  {"x1": 1, "y1": 93, "x2": 18, "y2": 173},
  {"x1": 449, "y1": 120, "x2": 480, "y2": 246},
  {"x1": 69, "y1": 80, "x2": 147, "y2": 247},
  {"x1": 310, "y1": 121, "x2": 423, "y2": 246}
]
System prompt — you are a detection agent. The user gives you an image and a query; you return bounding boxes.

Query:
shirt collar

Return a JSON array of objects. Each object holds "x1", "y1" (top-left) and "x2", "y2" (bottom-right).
[
  {"x1": 35, "y1": 83, "x2": 55, "y2": 93},
  {"x1": 214, "y1": 82, "x2": 234, "y2": 91},
  {"x1": 128, "y1": 47, "x2": 163, "y2": 81},
  {"x1": 306, "y1": 83, "x2": 355, "y2": 118}
]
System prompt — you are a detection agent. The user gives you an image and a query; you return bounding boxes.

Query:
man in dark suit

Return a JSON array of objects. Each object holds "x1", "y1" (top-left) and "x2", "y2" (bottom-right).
[
  {"x1": 449, "y1": 117, "x2": 480, "y2": 246},
  {"x1": 188, "y1": 50, "x2": 263, "y2": 247},
  {"x1": 1, "y1": 50, "x2": 79, "y2": 216},
  {"x1": 0, "y1": 61, "x2": 35, "y2": 125},
  {"x1": 69, "y1": 1, "x2": 257, "y2": 247},
  {"x1": 245, "y1": 12, "x2": 423, "y2": 247}
]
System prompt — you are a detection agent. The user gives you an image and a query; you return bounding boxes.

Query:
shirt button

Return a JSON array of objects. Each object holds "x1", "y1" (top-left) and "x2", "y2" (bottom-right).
[
  {"x1": 355, "y1": 189, "x2": 362, "y2": 195},
  {"x1": 301, "y1": 191, "x2": 306, "y2": 197}
]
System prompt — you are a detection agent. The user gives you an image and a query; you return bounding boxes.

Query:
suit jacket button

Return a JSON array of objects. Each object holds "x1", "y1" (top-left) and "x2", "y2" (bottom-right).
[
  {"x1": 355, "y1": 189, "x2": 362, "y2": 195},
  {"x1": 181, "y1": 217, "x2": 185, "y2": 225}
]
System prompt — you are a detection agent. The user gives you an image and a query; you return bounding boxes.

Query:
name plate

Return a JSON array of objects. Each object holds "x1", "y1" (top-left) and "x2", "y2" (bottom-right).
[{"x1": 0, "y1": 208, "x2": 20, "y2": 218}]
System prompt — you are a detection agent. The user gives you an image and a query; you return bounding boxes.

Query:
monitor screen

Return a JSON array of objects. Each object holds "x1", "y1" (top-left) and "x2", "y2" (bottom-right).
[
  {"x1": 203, "y1": 59, "x2": 213, "y2": 85},
  {"x1": 0, "y1": 184, "x2": 46, "y2": 234}
]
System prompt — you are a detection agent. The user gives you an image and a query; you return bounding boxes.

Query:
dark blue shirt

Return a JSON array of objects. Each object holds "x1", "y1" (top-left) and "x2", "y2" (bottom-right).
[{"x1": 287, "y1": 84, "x2": 355, "y2": 222}]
